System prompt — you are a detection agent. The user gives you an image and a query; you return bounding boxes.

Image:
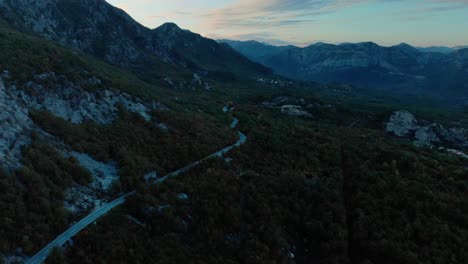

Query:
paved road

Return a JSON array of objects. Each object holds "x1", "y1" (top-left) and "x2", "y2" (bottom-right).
[
  {"x1": 25, "y1": 191, "x2": 135, "y2": 264},
  {"x1": 154, "y1": 130, "x2": 246, "y2": 184},
  {"x1": 25, "y1": 117, "x2": 246, "y2": 264}
]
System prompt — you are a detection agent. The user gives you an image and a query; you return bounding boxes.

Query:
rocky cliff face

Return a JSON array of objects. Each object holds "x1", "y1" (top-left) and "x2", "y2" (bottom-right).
[
  {"x1": 385, "y1": 110, "x2": 468, "y2": 150},
  {"x1": 261, "y1": 95, "x2": 335, "y2": 118},
  {"x1": 0, "y1": 71, "x2": 32, "y2": 169},
  {"x1": 13, "y1": 73, "x2": 161, "y2": 124},
  {"x1": 0, "y1": 70, "x2": 163, "y2": 169},
  {"x1": 385, "y1": 110, "x2": 419, "y2": 137}
]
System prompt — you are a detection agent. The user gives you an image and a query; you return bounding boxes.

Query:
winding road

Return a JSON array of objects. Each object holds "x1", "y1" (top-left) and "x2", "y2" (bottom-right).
[{"x1": 25, "y1": 116, "x2": 246, "y2": 264}]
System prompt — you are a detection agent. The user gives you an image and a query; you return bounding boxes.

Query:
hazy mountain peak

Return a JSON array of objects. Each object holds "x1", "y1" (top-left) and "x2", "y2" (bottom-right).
[
  {"x1": 393, "y1": 42, "x2": 421, "y2": 54},
  {"x1": 312, "y1": 42, "x2": 328, "y2": 46},
  {"x1": 418, "y1": 46, "x2": 455, "y2": 54},
  {"x1": 156, "y1": 22, "x2": 183, "y2": 32},
  {"x1": 224, "y1": 38, "x2": 468, "y2": 100},
  {"x1": 306, "y1": 42, "x2": 336, "y2": 49},
  {"x1": 356, "y1": 41, "x2": 379, "y2": 47},
  {"x1": 396, "y1": 42, "x2": 412, "y2": 47}
]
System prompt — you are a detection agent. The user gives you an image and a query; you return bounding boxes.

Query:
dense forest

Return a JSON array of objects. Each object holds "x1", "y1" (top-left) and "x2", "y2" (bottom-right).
[
  {"x1": 0, "y1": 104, "x2": 236, "y2": 259},
  {"x1": 57, "y1": 103, "x2": 468, "y2": 264},
  {"x1": 31, "y1": 107, "x2": 237, "y2": 191},
  {"x1": 0, "y1": 134, "x2": 91, "y2": 254}
]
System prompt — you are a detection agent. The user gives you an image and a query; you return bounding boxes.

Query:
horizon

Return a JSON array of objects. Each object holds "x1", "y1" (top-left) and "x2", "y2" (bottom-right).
[
  {"x1": 1, "y1": 1, "x2": 468, "y2": 264},
  {"x1": 106, "y1": 0, "x2": 468, "y2": 47},
  {"x1": 219, "y1": 39, "x2": 468, "y2": 49}
]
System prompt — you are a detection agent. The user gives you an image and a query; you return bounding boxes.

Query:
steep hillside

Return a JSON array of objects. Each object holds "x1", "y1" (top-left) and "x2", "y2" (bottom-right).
[
  {"x1": 0, "y1": 0, "x2": 270, "y2": 80},
  {"x1": 152, "y1": 24, "x2": 272, "y2": 78},
  {"x1": 0, "y1": 22, "x2": 238, "y2": 261},
  {"x1": 219, "y1": 39, "x2": 294, "y2": 64},
  {"x1": 0, "y1": 2, "x2": 467, "y2": 264}
]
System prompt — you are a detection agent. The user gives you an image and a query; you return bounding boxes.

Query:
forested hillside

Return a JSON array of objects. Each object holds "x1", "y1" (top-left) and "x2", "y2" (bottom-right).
[
  {"x1": 0, "y1": 1, "x2": 467, "y2": 264},
  {"x1": 60, "y1": 102, "x2": 468, "y2": 264}
]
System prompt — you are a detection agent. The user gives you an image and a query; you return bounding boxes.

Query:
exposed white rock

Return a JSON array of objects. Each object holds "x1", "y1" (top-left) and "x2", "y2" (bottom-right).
[
  {"x1": 280, "y1": 105, "x2": 313, "y2": 118},
  {"x1": 177, "y1": 193, "x2": 189, "y2": 200},
  {"x1": 69, "y1": 152, "x2": 118, "y2": 191},
  {"x1": 144, "y1": 171, "x2": 159, "y2": 182},
  {"x1": 414, "y1": 126, "x2": 440, "y2": 146},
  {"x1": 192, "y1": 73, "x2": 202, "y2": 86},
  {"x1": 12, "y1": 75, "x2": 162, "y2": 124},
  {"x1": 157, "y1": 123, "x2": 170, "y2": 132},
  {"x1": 445, "y1": 148, "x2": 468, "y2": 159},
  {"x1": 0, "y1": 77, "x2": 33, "y2": 169},
  {"x1": 386, "y1": 110, "x2": 468, "y2": 150},
  {"x1": 385, "y1": 110, "x2": 419, "y2": 137},
  {"x1": 2, "y1": 253, "x2": 28, "y2": 264},
  {"x1": 64, "y1": 183, "x2": 106, "y2": 214},
  {"x1": 0, "y1": 71, "x2": 164, "y2": 169},
  {"x1": 63, "y1": 152, "x2": 119, "y2": 214}
]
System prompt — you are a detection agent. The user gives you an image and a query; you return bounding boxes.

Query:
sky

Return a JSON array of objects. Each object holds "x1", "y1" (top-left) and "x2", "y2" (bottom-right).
[{"x1": 106, "y1": 0, "x2": 468, "y2": 47}]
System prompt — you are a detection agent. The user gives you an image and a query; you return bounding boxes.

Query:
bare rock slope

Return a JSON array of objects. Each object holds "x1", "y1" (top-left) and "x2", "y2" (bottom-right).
[
  {"x1": 385, "y1": 110, "x2": 468, "y2": 149},
  {"x1": 0, "y1": 70, "x2": 162, "y2": 169}
]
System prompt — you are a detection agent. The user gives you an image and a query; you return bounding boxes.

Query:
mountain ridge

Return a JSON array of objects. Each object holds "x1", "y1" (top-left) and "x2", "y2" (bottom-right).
[
  {"x1": 0, "y1": 0, "x2": 271, "y2": 80},
  {"x1": 221, "y1": 39, "x2": 468, "y2": 103}
]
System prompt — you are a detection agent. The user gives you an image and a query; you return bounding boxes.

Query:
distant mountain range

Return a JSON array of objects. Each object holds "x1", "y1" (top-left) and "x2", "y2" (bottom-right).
[
  {"x1": 417, "y1": 46, "x2": 468, "y2": 54},
  {"x1": 221, "y1": 40, "x2": 468, "y2": 101},
  {"x1": 0, "y1": 0, "x2": 270, "y2": 81},
  {"x1": 0, "y1": 0, "x2": 466, "y2": 103}
]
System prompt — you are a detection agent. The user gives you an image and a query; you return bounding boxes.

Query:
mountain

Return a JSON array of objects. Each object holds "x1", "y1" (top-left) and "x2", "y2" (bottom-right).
[
  {"x1": 1, "y1": 1, "x2": 468, "y2": 263},
  {"x1": 219, "y1": 40, "x2": 295, "y2": 63},
  {"x1": 417, "y1": 46, "x2": 468, "y2": 54},
  {"x1": 0, "y1": 0, "x2": 270, "y2": 80},
  {"x1": 222, "y1": 40, "x2": 468, "y2": 102},
  {"x1": 417, "y1": 46, "x2": 455, "y2": 54},
  {"x1": 454, "y1": 45, "x2": 468, "y2": 50}
]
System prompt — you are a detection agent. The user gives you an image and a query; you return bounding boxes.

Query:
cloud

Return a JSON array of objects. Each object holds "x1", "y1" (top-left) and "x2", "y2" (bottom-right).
[
  {"x1": 209, "y1": 32, "x2": 299, "y2": 46},
  {"x1": 397, "y1": 0, "x2": 468, "y2": 21},
  {"x1": 201, "y1": 0, "x2": 367, "y2": 30},
  {"x1": 106, "y1": 0, "x2": 468, "y2": 47},
  {"x1": 431, "y1": 0, "x2": 468, "y2": 4}
]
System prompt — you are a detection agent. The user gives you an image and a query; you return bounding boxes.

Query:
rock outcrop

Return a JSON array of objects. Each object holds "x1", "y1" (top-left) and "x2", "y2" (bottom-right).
[
  {"x1": 10, "y1": 73, "x2": 161, "y2": 124},
  {"x1": 64, "y1": 152, "x2": 119, "y2": 214},
  {"x1": 280, "y1": 105, "x2": 313, "y2": 118},
  {"x1": 262, "y1": 96, "x2": 334, "y2": 118},
  {"x1": 0, "y1": 75, "x2": 32, "y2": 169},
  {"x1": 385, "y1": 110, "x2": 468, "y2": 149},
  {"x1": 0, "y1": 71, "x2": 163, "y2": 169},
  {"x1": 385, "y1": 110, "x2": 419, "y2": 137}
]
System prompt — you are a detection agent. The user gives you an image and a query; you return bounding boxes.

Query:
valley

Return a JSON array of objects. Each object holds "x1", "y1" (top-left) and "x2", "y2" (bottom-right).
[
  {"x1": 0, "y1": 1, "x2": 466, "y2": 264},
  {"x1": 222, "y1": 40, "x2": 468, "y2": 106}
]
